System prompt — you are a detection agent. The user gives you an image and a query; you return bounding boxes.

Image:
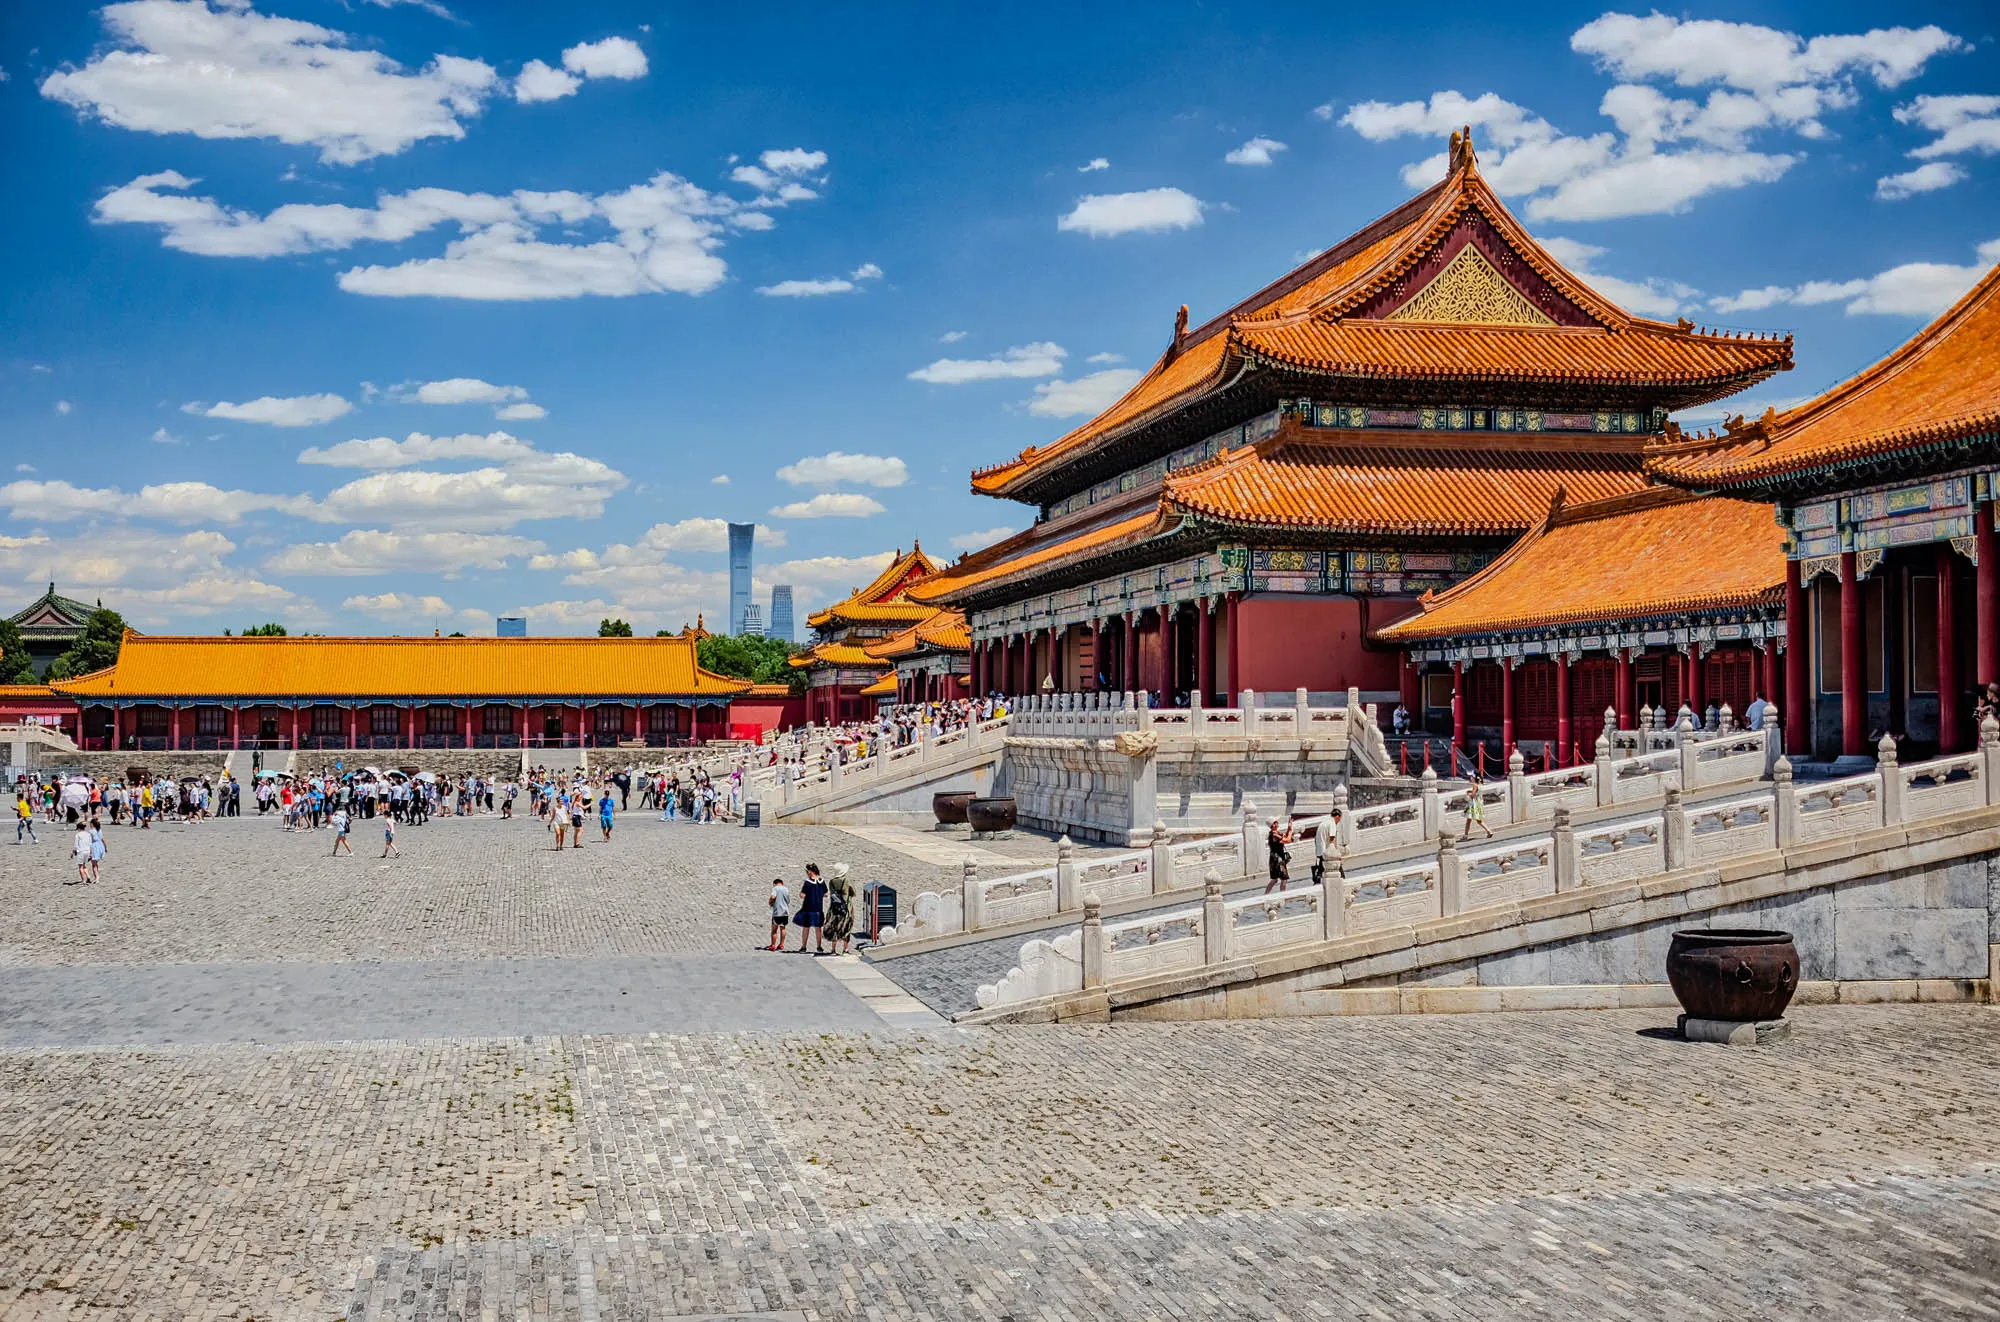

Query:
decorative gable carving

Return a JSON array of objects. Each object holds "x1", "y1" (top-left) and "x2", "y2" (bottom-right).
[{"x1": 1385, "y1": 244, "x2": 1555, "y2": 327}]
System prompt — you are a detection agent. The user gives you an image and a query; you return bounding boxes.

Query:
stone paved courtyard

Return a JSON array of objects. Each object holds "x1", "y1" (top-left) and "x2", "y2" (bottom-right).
[{"x1": 2, "y1": 812, "x2": 1997, "y2": 1318}]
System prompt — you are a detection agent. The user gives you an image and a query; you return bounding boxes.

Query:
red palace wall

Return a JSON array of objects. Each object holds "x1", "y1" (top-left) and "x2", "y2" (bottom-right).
[
  {"x1": 732, "y1": 695, "x2": 807, "y2": 739},
  {"x1": 1232, "y1": 595, "x2": 1415, "y2": 695}
]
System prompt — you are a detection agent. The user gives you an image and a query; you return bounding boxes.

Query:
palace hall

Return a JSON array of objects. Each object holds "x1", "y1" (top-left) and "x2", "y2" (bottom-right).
[
  {"x1": 788, "y1": 544, "x2": 944, "y2": 724},
  {"x1": 48, "y1": 632, "x2": 747, "y2": 752},
  {"x1": 911, "y1": 132, "x2": 1793, "y2": 726}
]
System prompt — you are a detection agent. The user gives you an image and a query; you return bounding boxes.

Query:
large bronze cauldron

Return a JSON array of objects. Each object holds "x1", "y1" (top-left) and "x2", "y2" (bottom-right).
[
  {"x1": 932, "y1": 791, "x2": 974, "y2": 825},
  {"x1": 1666, "y1": 929, "x2": 1799, "y2": 1021},
  {"x1": 967, "y1": 796, "x2": 1017, "y2": 833}
]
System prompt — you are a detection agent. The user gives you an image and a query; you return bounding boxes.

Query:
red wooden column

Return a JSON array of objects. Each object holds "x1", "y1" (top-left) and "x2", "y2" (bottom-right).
[
  {"x1": 1122, "y1": 612, "x2": 1139, "y2": 694},
  {"x1": 1760, "y1": 643, "x2": 1780, "y2": 718},
  {"x1": 1225, "y1": 593, "x2": 1242, "y2": 703},
  {"x1": 291, "y1": 705, "x2": 303, "y2": 750},
  {"x1": 1689, "y1": 647, "x2": 1706, "y2": 724},
  {"x1": 1784, "y1": 560, "x2": 1809, "y2": 755},
  {"x1": 1841, "y1": 551, "x2": 1865, "y2": 756},
  {"x1": 1555, "y1": 653, "x2": 1572, "y2": 768},
  {"x1": 1196, "y1": 598, "x2": 1215, "y2": 704},
  {"x1": 405, "y1": 705, "x2": 416, "y2": 749},
  {"x1": 109, "y1": 705, "x2": 119, "y2": 752},
  {"x1": 1500, "y1": 659, "x2": 1516, "y2": 758},
  {"x1": 1938, "y1": 543, "x2": 1962, "y2": 752},
  {"x1": 347, "y1": 706, "x2": 357, "y2": 749},
  {"x1": 1158, "y1": 607, "x2": 1176, "y2": 701},
  {"x1": 230, "y1": 705, "x2": 241, "y2": 751},
  {"x1": 1980, "y1": 500, "x2": 2000, "y2": 690},
  {"x1": 1615, "y1": 647, "x2": 1632, "y2": 729},
  {"x1": 1451, "y1": 662, "x2": 1467, "y2": 754}
]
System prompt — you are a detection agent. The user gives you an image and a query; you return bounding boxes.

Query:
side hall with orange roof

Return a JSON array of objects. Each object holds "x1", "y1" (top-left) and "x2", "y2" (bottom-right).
[
  {"x1": 1650, "y1": 257, "x2": 2000, "y2": 762},
  {"x1": 915, "y1": 131, "x2": 1791, "y2": 709},
  {"x1": 47, "y1": 631, "x2": 749, "y2": 753},
  {"x1": 1376, "y1": 488, "x2": 1788, "y2": 763},
  {"x1": 789, "y1": 543, "x2": 939, "y2": 723},
  {"x1": 863, "y1": 608, "x2": 970, "y2": 705}
]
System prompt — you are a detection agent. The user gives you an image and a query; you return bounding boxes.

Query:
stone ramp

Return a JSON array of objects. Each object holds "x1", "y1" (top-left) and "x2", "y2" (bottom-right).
[{"x1": 764, "y1": 729, "x2": 1002, "y2": 826}]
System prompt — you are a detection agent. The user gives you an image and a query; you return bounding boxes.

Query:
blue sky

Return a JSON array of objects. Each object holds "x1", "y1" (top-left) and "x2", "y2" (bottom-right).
[{"x1": 1, "y1": 1, "x2": 1996, "y2": 638}]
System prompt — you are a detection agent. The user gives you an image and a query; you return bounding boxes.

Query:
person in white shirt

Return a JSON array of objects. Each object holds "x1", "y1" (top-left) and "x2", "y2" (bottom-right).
[{"x1": 1312, "y1": 811, "x2": 1343, "y2": 884}]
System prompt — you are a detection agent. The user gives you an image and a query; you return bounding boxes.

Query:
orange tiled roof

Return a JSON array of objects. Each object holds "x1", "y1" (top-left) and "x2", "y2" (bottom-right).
[
  {"x1": 0, "y1": 684, "x2": 61, "y2": 699},
  {"x1": 1159, "y1": 427, "x2": 1651, "y2": 536},
  {"x1": 864, "y1": 609, "x2": 971, "y2": 661},
  {"x1": 47, "y1": 632, "x2": 749, "y2": 699},
  {"x1": 859, "y1": 672, "x2": 899, "y2": 698},
  {"x1": 805, "y1": 544, "x2": 941, "y2": 629},
  {"x1": 1648, "y1": 260, "x2": 2000, "y2": 492},
  {"x1": 740, "y1": 682, "x2": 798, "y2": 697},
  {"x1": 1376, "y1": 488, "x2": 1785, "y2": 641},
  {"x1": 969, "y1": 136, "x2": 1789, "y2": 501},
  {"x1": 787, "y1": 640, "x2": 887, "y2": 670},
  {"x1": 908, "y1": 500, "x2": 1176, "y2": 606}
]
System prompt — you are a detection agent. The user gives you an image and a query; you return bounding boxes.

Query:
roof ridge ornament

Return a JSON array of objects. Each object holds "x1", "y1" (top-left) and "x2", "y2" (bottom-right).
[{"x1": 1448, "y1": 126, "x2": 1476, "y2": 174}]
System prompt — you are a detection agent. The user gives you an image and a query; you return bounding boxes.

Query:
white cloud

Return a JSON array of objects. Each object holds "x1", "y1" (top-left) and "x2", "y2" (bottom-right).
[
  {"x1": 55, "y1": 401, "x2": 71, "y2": 415},
  {"x1": 1225, "y1": 136, "x2": 1288, "y2": 166},
  {"x1": 298, "y1": 429, "x2": 537, "y2": 469},
  {"x1": 404, "y1": 377, "x2": 528, "y2": 405},
  {"x1": 1538, "y1": 236, "x2": 1695, "y2": 317},
  {"x1": 1058, "y1": 188, "x2": 1204, "y2": 237},
  {"x1": 908, "y1": 341, "x2": 1066, "y2": 385},
  {"x1": 1876, "y1": 162, "x2": 1966, "y2": 200},
  {"x1": 342, "y1": 591, "x2": 482, "y2": 626},
  {"x1": 269, "y1": 529, "x2": 542, "y2": 575},
  {"x1": 0, "y1": 479, "x2": 308, "y2": 525},
  {"x1": 950, "y1": 526, "x2": 1016, "y2": 552},
  {"x1": 495, "y1": 401, "x2": 546, "y2": 421},
  {"x1": 757, "y1": 262, "x2": 883, "y2": 297},
  {"x1": 513, "y1": 59, "x2": 579, "y2": 104},
  {"x1": 13, "y1": 465, "x2": 33, "y2": 473},
  {"x1": 762, "y1": 552, "x2": 894, "y2": 587},
  {"x1": 1078, "y1": 157, "x2": 1109, "y2": 173},
  {"x1": 1895, "y1": 95, "x2": 2000, "y2": 161},
  {"x1": 294, "y1": 430, "x2": 627, "y2": 530},
  {"x1": 1345, "y1": 16, "x2": 1963, "y2": 224},
  {"x1": 775, "y1": 451, "x2": 908, "y2": 488},
  {"x1": 1027, "y1": 368, "x2": 1143, "y2": 418},
  {"x1": 529, "y1": 518, "x2": 787, "y2": 578},
  {"x1": 197, "y1": 392, "x2": 352, "y2": 426},
  {"x1": 40, "y1": 0, "x2": 501, "y2": 165},
  {"x1": 94, "y1": 160, "x2": 823, "y2": 300},
  {"x1": 710, "y1": 474, "x2": 730, "y2": 485},
  {"x1": 0, "y1": 526, "x2": 313, "y2": 625},
  {"x1": 1313, "y1": 103, "x2": 1334, "y2": 120},
  {"x1": 1710, "y1": 238, "x2": 2000, "y2": 318},
  {"x1": 561, "y1": 36, "x2": 648, "y2": 80},
  {"x1": 150, "y1": 427, "x2": 180, "y2": 445},
  {"x1": 940, "y1": 330, "x2": 968, "y2": 343},
  {"x1": 768, "y1": 493, "x2": 886, "y2": 519},
  {"x1": 1085, "y1": 351, "x2": 1125, "y2": 364}
]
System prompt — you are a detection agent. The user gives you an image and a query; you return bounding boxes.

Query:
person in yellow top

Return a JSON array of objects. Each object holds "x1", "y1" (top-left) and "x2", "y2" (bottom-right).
[
  {"x1": 139, "y1": 782, "x2": 155, "y2": 829},
  {"x1": 14, "y1": 792, "x2": 35, "y2": 844}
]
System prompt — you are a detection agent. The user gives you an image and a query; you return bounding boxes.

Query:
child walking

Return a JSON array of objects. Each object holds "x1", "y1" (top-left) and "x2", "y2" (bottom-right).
[
  {"x1": 766, "y1": 876, "x2": 791, "y2": 951},
  {"x1": 382, "y1": 815, "x2": 400, "y2": 858}
]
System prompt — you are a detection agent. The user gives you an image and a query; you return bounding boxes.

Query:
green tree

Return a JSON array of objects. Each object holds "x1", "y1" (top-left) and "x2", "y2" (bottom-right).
[
  {"x1": 598, "y1": 618, "x2": 634, "y2": 637},
  {"x1": 0, "y1": 618, "x2": 34, "y2": 684},
  {"x1": 696, "y1": 633, "x2": 810, "y2": 693},
  {"x1": 53, "y1": 607, "x2": 127, "y2": 678},
  {"x1": 240, "y1": 622, "x2": 288, "y2": 636}
]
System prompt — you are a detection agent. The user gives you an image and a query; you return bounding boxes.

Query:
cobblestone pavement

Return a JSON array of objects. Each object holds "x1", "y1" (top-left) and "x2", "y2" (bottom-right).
[{"x1": 5, "y1": 818, "x2": 1999, "y2": 1318}]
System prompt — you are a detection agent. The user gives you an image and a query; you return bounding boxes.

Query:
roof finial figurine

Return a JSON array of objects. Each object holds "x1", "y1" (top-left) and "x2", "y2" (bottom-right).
[{"x1": 1175, "y1": 303, "x2": 1189, "y2": 342}]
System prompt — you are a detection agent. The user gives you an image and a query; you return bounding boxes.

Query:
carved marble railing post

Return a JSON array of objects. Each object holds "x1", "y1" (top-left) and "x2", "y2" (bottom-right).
[
  {"x1": 1984, "y1": 716, "x2": 2000, "y2": 807},
  {"x1": 1663, "y1": 788, "x2": 1688, "y2": 870},
  {"x1": 1056, "y1": 834, "x2": 1078, "y2": 911},
  {"x1": 1677, "y1": 717, "x2": 1700, "y2": 786},
  {"x1": 1763, "y1": 704, "x2": 1782, "y2": 775},
  {"x1": 1321, "y1": 865, "x2": 1345, "y2": 942},
  {"x1": 1594, "y1": 734, "x2": 1615, "y2": 807},
  {"x1": 1240, "y1": 689, "x2": 1257, "y2": 735},
  {"x1": 1877, "y1": 733, "x2": 1904, "y2": 825},
  {"x1": 1081, "y1": 900, "x2": 1104, "y2": 990},
  {"x1": 1296, "y1": 687, "x2": 1312, "y2": 739},
  {"x1": 961, "y1": 856, "x2": 984, "y2": 932},
  {"x1": 1202, "y1": 873, "x2": 1229, "y2": 965},
  {"x1": 1772, "y1": 756, "x2": 1798, "y2": 846},
  {"x1": 1243, "y1": 799, "x2": 1267, "y2": 878},
  {"x1": 1601, "y1": 705, "x2": 1618, "y2": 754},
  {"x1": 1718, "y1": 702, "x2": 1735, "y2": 734},
  {"x1": 1419, "y1": 766, "x2": 1441, "y2": 839},
  {"x1": 1150, "y1": 820, "x2": 1174, "y2": 894},
  {"x1": 1552, "y1": 806, "x2": 1579, "y2": 891},
  {"x1": 1114, "y1": 727, "x2": 1160, "y2": 848},
  {"x1": 1438, "y1": 836, "x2": 1466, "y2": 917},
  {"x1": 828, "y1": 753, "x2": 843, "y2": 791},
  {"x1": 1506, "y1": 747, "x2": 1528, "y2": 824},
  {"x1": 1331, "y1": 782, "x2": 1352, "y2": 851},
  {"x1": 1190, "y1": 689, "x2": 1205, "y2": 736}
]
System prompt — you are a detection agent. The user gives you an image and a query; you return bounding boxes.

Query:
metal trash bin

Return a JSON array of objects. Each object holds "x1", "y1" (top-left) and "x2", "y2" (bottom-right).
[
  {"x1": 743, "y1": 800, "x2": 761, "y2": 828},
  {"x1": 862, "y1": 881, "x2": 896, "y2": 940}
]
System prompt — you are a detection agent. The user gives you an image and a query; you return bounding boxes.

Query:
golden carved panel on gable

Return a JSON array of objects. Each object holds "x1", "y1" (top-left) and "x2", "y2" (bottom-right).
[{"x1": 1385, "y1": 244, "x2": 1555, "y2": 327}]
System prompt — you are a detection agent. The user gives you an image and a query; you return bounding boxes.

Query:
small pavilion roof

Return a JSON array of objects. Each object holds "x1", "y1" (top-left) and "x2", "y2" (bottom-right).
[
  {"x1": 48, "y1": 632, "x2": 749, "y2": 699},
  {"x1": 1647, "y1": 260, "x2": 2000, "y2": 496},
  {"x1": 786, "y1": 640, "x2": 888, "y2": 670},
  {"x1": 864, "y1": 609, "x2": 971, "y2": 661},
  {"x1": 10, "y1": 583, "x2": 98, "y2": 636},
  {"x1": 858, "y1": 672, "x2": 899, "y2": 698},
  {"x1": 1375, "y1": 487, "x2": 1785, "y2": 643},
  {"x1": 969, "y1": 132, "x2": 1791, "y2": 504},
  {"x1": 806, "y1": 544, "x2": 941, "y2": 630}
]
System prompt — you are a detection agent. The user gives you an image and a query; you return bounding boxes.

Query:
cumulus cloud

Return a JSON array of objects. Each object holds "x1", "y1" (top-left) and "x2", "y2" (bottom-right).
[
  {"x1": 950, "y1": 526, "x2": 1017, "y2": 552},
  {"x1": 40, "y1": 0, "x2": 500, "y2": 165},
  {"x1": 390, "y1": 377, "x2": 545, "y2": 418},
  {"x1": 1875, "y1": 162, "x2": 1966, "y2": 200},
  {"x1": 528, "y1": 518, "x2": 787, "y2": 580},
  {"x1": 1710, "y1": 237, "x2": 2000, "y2": 318},
  {"x1": 55, "y1": 401, "x2": 71, "y2": 415},
  {"x1": 1027, "y1": 369, "x2": 1143, "y2": 418},
  {"x1": 296, "y1": 430, "x2": 627, "y2": 530},
  {"x1": 940, "y1": 330, "x2": 968, "y2": 343},
  {"x1": 341, "y1": 591, "x2": 484, "y2": 627},
  {"x1": 513, "y1": 60, "x2": 579, "y2": 104},
  {"x1": 1078, "y1": 158, "x2": 1110, "y2": 172},
  {"x1": 775, "y1": 451, "x2": 908, "y2": 488},
  {"x1": 1057, "y1": 188, "x2": 1204, "y2": 237},
  {"x1": 768, "y1": 492, "x2": 886, "y2": 519},
  {"x1": 1343, "y1": 15, "x2": 1964, "y2": 223},
  {"x1": 1538, "y1": 236, "x2": 1696, "y2": 317},
  {"x1": 0, "y1": 479, "x2": 308, "y2": 525},
  {"x1": 93, "y1": 156, "x2": 827, "y2": 300},
  {"x1": 193, "y1": 392, "x2": 352, "y2": 426},
  {"x1": 756, "y1": 262, "x2": 882, "y2": 297},
  {"x1": 514, "y1": 36, "x2": 648, "y2": 103},
  {"x1": 908, "y1": 341, "x2": 1066, "y2": 385},
  {"x1": 1225, "y1": 136, "x2": 1287, "y2": 166},
  {"x1": 709, "y1": 474, "x2": 729, "y2": 485},
  {"x1": 268, "y1": 529, "x2": 542, "y2": 576},
  {"x1": 0, "y1": 526, "x2": 313, "y2": 625},
  {"x1": 1085, "y1": 351, "x2": 1125, "y2": 364}
]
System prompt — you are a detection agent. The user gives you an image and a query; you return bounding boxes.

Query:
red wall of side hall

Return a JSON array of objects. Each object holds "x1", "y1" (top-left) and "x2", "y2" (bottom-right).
[
  {"x1": 732, "y1": 696, "x2": 807, "y2": 735},
  {"x1": 1232, "y1": 595, "x2": 1412, "y2": 694}
]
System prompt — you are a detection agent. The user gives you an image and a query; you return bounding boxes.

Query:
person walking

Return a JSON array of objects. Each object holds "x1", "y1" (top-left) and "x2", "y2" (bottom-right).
[
  {"x1": 794, "y1": 863, "x2": 827, "y2": 954},
  {"x1": 1312, "y1": 810, "x2": 1344, "y2": 885},
  {"x1": 70, "y1": 821, "x2": 91, "y2": 884},
  {"x1": 87, "y1": 818, "x2": 105, "y2": 883},
  {"x1": 598, "y1": 789, "x2": 615, "y2": 842},
  {"x1": 766, "y1": 876, "x2": 791, "y2": 951},
  {"x1": 15, "y1": 791, "x2": 35, "y2": 844},
  {"x1": 569, "y1": 786, "x2": 586, "y2": 849},
  {"x1": 382, "y1": 814, "x2": 400, "y2": 858},
  {"x1": 1264, "y1": 816, "x2": 1293, "y2": 894},
  {"x1": 330, "y1": 806, "x2": 353, "y2": 855},
  {"x1": 823, "y1": 862, "x2": 855, "y2": 955},
  {"x1": 1463, "y1": 786, "x2": 1493, "y2": 840}
]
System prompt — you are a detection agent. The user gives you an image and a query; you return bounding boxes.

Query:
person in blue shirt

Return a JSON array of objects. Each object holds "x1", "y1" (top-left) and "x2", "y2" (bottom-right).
[{"x1": 598, "y1": 788, "x2": 615, "y2": 841}]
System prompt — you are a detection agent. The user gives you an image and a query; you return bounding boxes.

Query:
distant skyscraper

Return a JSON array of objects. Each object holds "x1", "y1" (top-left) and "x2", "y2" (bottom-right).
[
  {"x1": 740, "y1": 603, "x2": 765, "y2": 637},
  {"x1": 770, "y1": 584, "x2": 794, "y2": 642},
  {"x1": 496, "y1": 616, "x2": 526, "y2": 637},
  {"x1": 727, "y1": 522, "x2": 754, "y2": 635}
]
